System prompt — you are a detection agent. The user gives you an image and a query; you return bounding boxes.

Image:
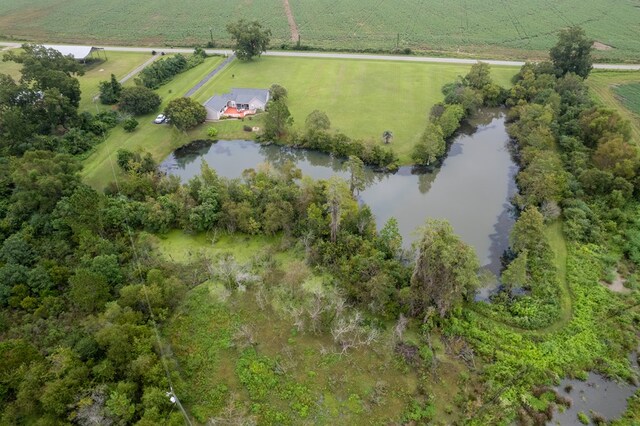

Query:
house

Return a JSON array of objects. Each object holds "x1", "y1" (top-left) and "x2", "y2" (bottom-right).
[
  {"x1": 203, "y1": 88, "x2": 270, "y2": 121},
  {"x1": 43, "y1": 45, "x2": 106, "y2": 62}
]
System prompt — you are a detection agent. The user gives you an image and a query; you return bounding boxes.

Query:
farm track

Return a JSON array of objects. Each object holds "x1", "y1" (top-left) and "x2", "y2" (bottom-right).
[
  {"x1": 283, "y1": 0, "x2": 299, "y2": 42},
  {"x1": 2, "y1": 42, "x2": 638, "y2": 70}
]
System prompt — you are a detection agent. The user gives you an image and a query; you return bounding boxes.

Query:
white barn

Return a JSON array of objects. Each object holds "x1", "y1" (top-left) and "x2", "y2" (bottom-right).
[{"x1": 204, "y1": 88, "x2": 270, "y2": 121}]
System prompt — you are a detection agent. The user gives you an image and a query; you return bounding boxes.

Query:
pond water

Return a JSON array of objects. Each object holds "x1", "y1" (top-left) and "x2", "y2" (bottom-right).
[
  {"x1": 548, "y1": 352, "x2": 640, "y2": 425},
  {"x1": 160, "y1": 109, "x2": 518, "y2": 274}
]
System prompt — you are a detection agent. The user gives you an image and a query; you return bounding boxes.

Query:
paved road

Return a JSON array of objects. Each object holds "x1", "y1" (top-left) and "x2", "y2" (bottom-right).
[
  {"x1": 1, "y1": 41, "x2": 640, "y2": 70},
  {"x1": 184, "y1": 54, "x2": 235, "y2": 97}
]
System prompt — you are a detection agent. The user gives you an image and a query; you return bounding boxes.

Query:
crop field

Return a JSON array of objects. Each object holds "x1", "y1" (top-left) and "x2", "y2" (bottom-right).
[
  {"x1": 0, "y1": 0, "x2": 290, "y2": 47},
  {"x1": 588, "y1": 70, "x2": 640, "y2": 141},
  {"x1": 290, "y1": 0, "x2": 640, "y2": 60},
  {"x1": 0, "y1": 0, "x2": 639, "y2": 61},
  {"x1": 190, "y1": 56, "x2": 518, "y2": 162},
  {"x1": 614, "y1": 82, "x2": 640, "y2": 115}
]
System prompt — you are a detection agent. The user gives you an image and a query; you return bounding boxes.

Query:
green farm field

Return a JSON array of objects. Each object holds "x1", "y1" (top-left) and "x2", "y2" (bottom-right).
[
  {"x1": 614, "y1": 82, "x2": 640, "y2": 115},
  {"x1": 589, "y1": 70, "x2": 640, "y2": 142},
  {"x1": 0, "y1": 0, "x2": 639, "y2": 61}
]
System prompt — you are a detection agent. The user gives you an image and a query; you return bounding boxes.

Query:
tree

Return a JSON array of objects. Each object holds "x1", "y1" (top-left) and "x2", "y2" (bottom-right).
[
  {"x1": 98, "y1": 74, "x2": 122, "y2": 105},
  {"x1": 411, "y1": 123, "x2": 445, "y2": 166},
  {"x1": 550, "y1": 26, "x2": 593, "y2": 78},
  {"x1": 123, "y1": 117, "x2": 138, "y2": 132},
  {"x1": 510, "y1": 206, "x2": 549, "y2": 255},
  {"x1": 464, "y1": 62, "x2": 492, "y2": 91},
  {"x1": 68, "y1": 269, "x2": 110, "y2": 313},
  {"x1": 592, "y1": 136, "x2": 638, "y2": 180},
  {"x1": 118, "y1": 86, "x2": 161, "y2": 115},
  {"x1": 226, "y1": 19, "x2": 271, "y2": 61},
  {"x1": 269, "y1": 84, "x2": 288, "y2": 101},
  {"x1": 501, "y1": 250, "x2": 528, "y2": 292},
  {"x1": 164, "y1": 97, "x2": 207, "y2": 131},
  {"x1": 410, "y1": 219, "x2": 479, "y2": 318},
  {"x1": 435, "y1": 104, "x2": 465, "y2": 138},
  {"x1": 325, "y1": 177, "x2": 349, "y2": 243},
  {"x1": 263, "y1": 98, "x2": 293, "y2": 140},
  {"x1": 346, "y1": 155, "x2": 366, "y2": 196},
  {"x1": 5, "y1": 44, "x2": 84, "y2": 107},
  {"x1": 382, "y1": 130, "x2": 393, "y2": 144},
  {"x1": 305, "y1": 110, "x2": 331, "y2": 132}
]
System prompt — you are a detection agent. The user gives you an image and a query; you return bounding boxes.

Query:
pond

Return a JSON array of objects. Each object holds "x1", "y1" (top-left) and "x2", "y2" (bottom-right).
[
  {"x1": 160, "y1": 109, "x2": 518, "y2": 274},
  {"x1": 547, "y1": 351, "x2": 640, "y2": 425}
]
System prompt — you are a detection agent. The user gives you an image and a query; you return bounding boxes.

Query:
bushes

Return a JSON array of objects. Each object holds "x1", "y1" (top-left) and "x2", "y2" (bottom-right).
[
  {"x1": 123, "y1": 117, "x2": 138, "y2": 133},
  {"x1": 118, "y1": 87, "x2": 161, "y2": 116},
  {"x1": 136, "y1": 54, "x2": 203, "y2": 89}
]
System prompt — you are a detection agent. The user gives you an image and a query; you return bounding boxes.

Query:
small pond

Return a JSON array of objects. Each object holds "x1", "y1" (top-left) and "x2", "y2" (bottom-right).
[
  {"x1": 160, "y1": 109, "x2": 518, "y2": 274},
  {"x1": 547, "y1": 351, "x2": 639, "y2": 425}
]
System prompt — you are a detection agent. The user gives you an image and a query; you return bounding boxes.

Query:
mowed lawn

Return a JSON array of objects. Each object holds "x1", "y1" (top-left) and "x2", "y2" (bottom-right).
[
  {"x1": 589, "y1": 70, "x2": 640, "y2": 142},
  {"x1": 81, "y1": 55, "x2": 226, "y2": 189},
  {"x1": 77, "y1": 51, "x2": 151, "y2": 112},
  {"x1": 191, "y1": 56, "x2": 518, "y2": 162}
]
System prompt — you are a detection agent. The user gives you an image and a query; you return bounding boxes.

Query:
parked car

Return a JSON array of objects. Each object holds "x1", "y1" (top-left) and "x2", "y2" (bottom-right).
[{"x1": 154, "y1": 114, "x2": 166, "y2": 124}]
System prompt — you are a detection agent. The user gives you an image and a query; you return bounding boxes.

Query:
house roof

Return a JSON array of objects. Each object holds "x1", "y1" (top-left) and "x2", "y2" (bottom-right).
[
  {"x1": 203, "y1": 88, "x2": 270, "y2": 111},
  {"x1": 43, "y1": 45, "x2": 101, "y2": 60},
  {"x1": 230, "y1": 88, "x2": 270, "y2": 104},
  {"x1": 204, "y1": 95, "x2": 228, "y2": 112}
]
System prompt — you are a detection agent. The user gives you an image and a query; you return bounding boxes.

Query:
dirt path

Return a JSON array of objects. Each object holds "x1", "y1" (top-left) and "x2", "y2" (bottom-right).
[
  {"x1": 283, "y1": 0, "x2": 299, "y2": 42},
  {"x1": 119, "y1": 54, "x2": 159, "y2": 84}
]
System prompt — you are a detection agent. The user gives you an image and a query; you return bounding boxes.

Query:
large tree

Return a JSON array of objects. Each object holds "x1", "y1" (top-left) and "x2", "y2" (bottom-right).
[
  {"x1": 550, "y1": 26, "x2": 593, "y2": 79},
  {"x1": 411, "y1": 123, "x2": 445, "y2": 166},
  {"x1": 263, "y1": 98, "x2": 293, "y2": 140},
  {"x1": 164, "y1": 97, "x2": 207, "y2": 131},
  {"x1": 118, "y1": 86, "x2": 161, "y2": 116},
  {"x1": 410, "y1": 219, "x2": 479, "y2": 318},
  {"x1": 226, "y1": 19, "x2": 271, "y2": 61}
]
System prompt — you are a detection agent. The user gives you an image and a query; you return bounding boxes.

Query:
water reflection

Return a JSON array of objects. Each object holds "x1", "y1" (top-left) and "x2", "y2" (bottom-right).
[{"x1": 160, "y1": 110, "x2": 518, "y2": 271}]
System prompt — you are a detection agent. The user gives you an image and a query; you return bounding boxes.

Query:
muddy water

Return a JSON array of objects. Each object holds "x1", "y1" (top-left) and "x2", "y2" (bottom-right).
[{"x1": 160, "y1": 110, "x2": 517, "y2": 272}]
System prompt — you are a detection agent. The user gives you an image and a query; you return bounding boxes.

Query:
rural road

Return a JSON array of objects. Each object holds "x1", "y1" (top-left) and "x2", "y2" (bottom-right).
[{"x1": 1, "y1": 41, "x2": 639, "y2": 70}]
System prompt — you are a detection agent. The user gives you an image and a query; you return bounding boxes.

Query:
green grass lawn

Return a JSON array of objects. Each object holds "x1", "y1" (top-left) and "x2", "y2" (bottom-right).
[
  {"x1": 81, "y1": 55, "x2": 225, "y2": 189},
  {"x1": 77, "y1": 51, "x2": 151, "y2": 112},
  {"x1": 588, "y1": 70, "x2": 640, "y2": 142},
  {"x1": 191, "y1": 56, "x2": 518, "y2": 162}
]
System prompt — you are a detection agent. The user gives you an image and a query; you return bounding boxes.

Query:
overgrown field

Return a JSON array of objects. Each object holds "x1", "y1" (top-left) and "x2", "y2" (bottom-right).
[
  {"x1": 0, "y1": 0, "x2": 639, "y2": 60},
  {"x1": 190, "y1": 56, "x2": 517, "y2": 163},
  {"x1": 156, "y1": 232, "x2": 471, "y2": 424}
]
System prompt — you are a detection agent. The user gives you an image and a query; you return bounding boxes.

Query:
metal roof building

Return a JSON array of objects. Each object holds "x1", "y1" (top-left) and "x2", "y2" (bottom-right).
[{"x1": 43, "y1": 45, "x2": 105, "y2": 61}]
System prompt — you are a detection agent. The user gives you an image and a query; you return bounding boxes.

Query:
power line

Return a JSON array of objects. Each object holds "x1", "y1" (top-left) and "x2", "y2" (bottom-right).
[{"x1": 107, "y1": 144, "x2": 193, "y2": 426}]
